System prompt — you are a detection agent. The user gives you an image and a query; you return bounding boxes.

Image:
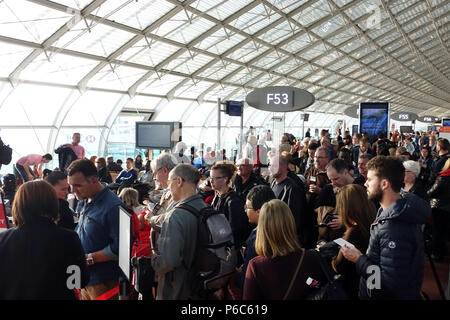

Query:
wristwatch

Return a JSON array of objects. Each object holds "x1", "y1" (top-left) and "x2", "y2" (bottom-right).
[{"x1": 86, "y1": 253, "x2": 94, "y2": 266}]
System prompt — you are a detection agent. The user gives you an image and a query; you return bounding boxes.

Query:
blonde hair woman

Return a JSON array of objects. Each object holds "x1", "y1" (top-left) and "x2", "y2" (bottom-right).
[{"x1": 243, "y1": 199, "x2": 327, "y2": 300}]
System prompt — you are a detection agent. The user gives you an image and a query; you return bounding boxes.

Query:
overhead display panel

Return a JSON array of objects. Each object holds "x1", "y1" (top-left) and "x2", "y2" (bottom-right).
[
  {"x1": 390, "y1": 112, "x2": 418, "y2": 122},
  {"x1": 417, "y1": 115, "x2": 440, "y2": 123},
  {"x1": 245, "y1": 86, "x2": 315, "y2": 112}
]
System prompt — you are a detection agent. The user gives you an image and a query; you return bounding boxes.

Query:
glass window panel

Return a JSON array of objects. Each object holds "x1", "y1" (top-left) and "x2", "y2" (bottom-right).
[
  {"x1": 55, "y1": 18, "x2": 136, "y2": 57},
  {"x1": 88, "y1": 64, "x2": 147, "y2": 90},
  {"x1": 0, "y1": 0, "x2": 72, "y2": 43},
  {"x1": 63, "y1": 90, "x2": 122, "y2": 126},
  {"x1": 311, "y1": 15, "x2": 346, "y2": 38},
  {"x1": 273, "y1": 60, "x2": 304, "y2": 75},
  {"x1": 281, "y1": 32, "x2": 317, "y2": 53},
  {"x1": 0, "y1": 84, "x2": 73, "y2": 126},
  {"x1": 138, "y1": 73, "x2": 185, "y2": 95},
  {"x1": 266, "y1": 0, "x2": 309, "y2": 14},
  {"x1": 126, "y1": 95, "x2": 161, "y2": 111},
  {"x1": 203, "y1": 85, "x2": 241, "y2": 101},
  {"x1": 227, "y1": 69, "x2": 263, "y2": 85},
  {"x1": 0, "y1": 129, "x2": 52, "y2": 175},
  {"x1": 229, "y1": 3, "x2": 281, "y2": 35},
  {"x1": 326, "y1": 28, "x2": 355, "y2": 47},
  {"x1": 175, "y1": 80, "x2": 217, "y2": 99},
  {"x1": 96, "y1": 0, "x2": 175, "y2": 30},
  {"x1": 118, "y1": 38, "x2": 180, "y2": 68},
  {"x1": 340, "y1": 39, "x2": 365, "y2": 53},
  {"x1": 20, "y1": 51, "x2": 98, "y2": 85},
  {"x1": 196, "y1": 61, "x2": 242, "y2": 81},
  {"x1": 0, "y1": 43, "x2": 34, "y2": 77},
  {"x1": 164, "y1": 15, "x2": 216, "y2": 45},
  {"x1": 155, "y1": 99, "x2": 193, "y2": 122},
  {"x1": 315, "y1": 51, "x2": 340, "y2": 67},
  {"x1": 292, "y1": 0, "x2": 332, "y2": 27},
  {"x1": 184, "y1": 102, "x2": 215, "y2": 127},
  {"x1": 194, "y1": 0, "x2": 254, "y2": 21},
  {"x1": 226, "y1": 42, "x2": 270, "y2": 64},
  {"x1": 195, "y1": 28, "x2": 246, "y2": 56},
  {"x1": 258, "y1": 21, "x2": 297, "y2": 45},
  {"x1": 167, "y1": 52, "x2": 215, "y2": 75},
  {"x1": 251, "y1": 51, "x2": 287, "y2": 69},
  {"x1": 51, "y1": 0, "x2": 93, "y2": 9}
]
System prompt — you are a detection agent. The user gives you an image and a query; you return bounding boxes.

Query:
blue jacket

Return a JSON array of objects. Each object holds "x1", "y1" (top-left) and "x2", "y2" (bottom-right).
[
  {"x1": 115, "y1": 168, "x2": 138, "y2": 183},
  {"x1": 76, "y1": 187, "x2": 126, "y2": 286},
  {"x1": 356, "y1": 193, "x2": 431, "y2": 300}
]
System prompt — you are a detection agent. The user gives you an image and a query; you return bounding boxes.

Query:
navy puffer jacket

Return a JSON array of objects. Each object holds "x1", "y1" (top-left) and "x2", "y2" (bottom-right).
[{"x1": 356, "y1": 193, "x2": 431, "y2": 300}]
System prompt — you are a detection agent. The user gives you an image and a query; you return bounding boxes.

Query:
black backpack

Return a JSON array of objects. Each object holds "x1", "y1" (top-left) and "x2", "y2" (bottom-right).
[
  {"x1": 0, "y1": 138, "x2": 12, "y2": 165},
  {"x1": 376, "y1": 140, "x2": 390, "y2": 156},
  {"x1": 177, "y1": 203, "x2": 237, "y2": 298}
]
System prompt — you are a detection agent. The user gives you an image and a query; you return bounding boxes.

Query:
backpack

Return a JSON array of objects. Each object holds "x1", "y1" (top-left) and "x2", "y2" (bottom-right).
[
  {"x1": 176, "y1": 203, "x2": 238, "y2": 298},
  {"x1": 0, "y1": 138, "x2": 12, "y2": 165}
]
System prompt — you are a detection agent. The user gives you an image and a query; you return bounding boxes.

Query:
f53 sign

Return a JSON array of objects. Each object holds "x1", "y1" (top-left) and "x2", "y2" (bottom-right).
[{"x1": 246, "y1": 86, "x2": 314, "y2": 112}]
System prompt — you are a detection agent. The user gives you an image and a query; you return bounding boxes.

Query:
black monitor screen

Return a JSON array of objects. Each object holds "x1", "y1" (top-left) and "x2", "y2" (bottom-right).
[
  {"x1": 400, "y1": 126, "x2": 413, "y2": 133},
  {"x1": 359, "y1": 102, "x2": 389, "y2": 143},
  {"x1": 226, "y1": 101, "x2": 243, "y2": 116},
  {"x1": 136, "y1": 122, "x2": 173, "y2": 149},
  {"x1": 442, "y1": 118, "x2": 450, "y2": 127}
]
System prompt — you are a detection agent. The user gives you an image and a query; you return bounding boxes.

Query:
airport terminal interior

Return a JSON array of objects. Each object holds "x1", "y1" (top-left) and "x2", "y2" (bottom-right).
[{"x1": 0, "y1": 0, "x2": 449, "y2": 301}]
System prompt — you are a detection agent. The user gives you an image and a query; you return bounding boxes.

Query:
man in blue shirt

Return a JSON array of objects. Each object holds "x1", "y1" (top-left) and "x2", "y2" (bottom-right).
[
  {"x1": 115, "y1": 157, "x2": 138, "y2": 184},
  {"x1": 68, "y1": 159, "x2": 125, "y2": 300}
]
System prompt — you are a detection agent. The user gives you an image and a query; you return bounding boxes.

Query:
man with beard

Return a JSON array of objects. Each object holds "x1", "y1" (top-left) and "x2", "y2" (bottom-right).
[{"x1": 341, "y1": 156, "x2": 431, "y2": 300}]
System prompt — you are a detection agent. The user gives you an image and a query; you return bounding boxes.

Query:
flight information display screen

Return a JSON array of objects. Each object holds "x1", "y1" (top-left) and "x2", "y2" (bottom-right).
[{"x1": 359, "y1": 102, "x2": 389, "y2": 143}]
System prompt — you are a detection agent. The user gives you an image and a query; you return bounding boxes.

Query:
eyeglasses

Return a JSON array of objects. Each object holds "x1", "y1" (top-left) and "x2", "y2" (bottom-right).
[
  {"x1": 210, "y1": 176, "x2": 226, "y2": 182},
  {"x1": 244, "y1": 205, "x2": 254, "y2": 211},
  {"x1": 314, "y1": 156, "x2": 327, "y2": 159}
]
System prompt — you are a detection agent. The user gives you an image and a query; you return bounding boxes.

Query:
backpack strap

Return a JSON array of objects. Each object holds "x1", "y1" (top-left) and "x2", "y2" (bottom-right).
[
  {"x1": 283, "y1": 249, "x2": 305, "y2": 300},
  {"x1": 175, "y1": 203, "x2": 201, "y2": 271}
]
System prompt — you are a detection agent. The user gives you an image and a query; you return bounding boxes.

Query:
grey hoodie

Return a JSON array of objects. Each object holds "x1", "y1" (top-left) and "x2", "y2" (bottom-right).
[{"x1": 356, "y1": 192, "x2": 431, "y2": 300}]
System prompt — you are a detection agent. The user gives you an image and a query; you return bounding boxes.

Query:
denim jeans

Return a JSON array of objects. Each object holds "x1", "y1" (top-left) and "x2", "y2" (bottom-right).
[{"x1": 14, "y1": 164, "x2": 36, "y2": 182}]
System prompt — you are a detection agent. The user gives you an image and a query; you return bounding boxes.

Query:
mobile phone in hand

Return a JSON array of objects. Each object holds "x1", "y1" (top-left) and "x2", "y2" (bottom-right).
[{"x1": 334, "y1": 238, "x2": 354, "y2": 248}]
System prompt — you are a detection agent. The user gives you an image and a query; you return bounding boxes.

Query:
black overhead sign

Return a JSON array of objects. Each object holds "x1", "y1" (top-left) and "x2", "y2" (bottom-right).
[
  {"x1": 417, "y1": 115, "x2": 440, "y2": 123},
  {"x1": 245, "y1": 86, "x2": 315, "y2": 112},
  {"x1": 390, "y1": 112, "x2": 418, "y2": 122}
]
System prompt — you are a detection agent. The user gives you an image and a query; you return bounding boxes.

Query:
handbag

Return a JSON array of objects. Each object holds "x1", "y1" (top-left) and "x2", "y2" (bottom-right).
[
  {"x1": 306, "y1": 251, "x2": 349, "y2": 300},
  {"x1": 283, "y1": 249, "x2": 306, "y2": 300}
]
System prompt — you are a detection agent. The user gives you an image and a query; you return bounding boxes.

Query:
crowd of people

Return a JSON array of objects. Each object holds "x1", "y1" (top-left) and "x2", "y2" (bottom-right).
[{"x1": 0, "y1": 128, "x2": 449, "y2": 301}]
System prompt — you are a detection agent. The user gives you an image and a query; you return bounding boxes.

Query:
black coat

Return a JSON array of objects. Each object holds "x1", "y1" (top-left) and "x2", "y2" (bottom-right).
[
  {"x1": 233, "y1": 172, "x2": 267, "y2": 202},
  {"x1": 427, "y1": 170, "x2": 450, "y2": 212},
  {"x1": 57, "y1": 199, "x2": 76, "y2": 230},
  {"x1": 97, "y1": 167, "x2": 112, "y2": 184},
  {"x1": 212, "y1": 189, "x2": 252, "y2": 248},
  {"x1": 430, "y1": 153, "x2": 450, "y2": 184},
  {"x1": 355, "y1": 193, "x2": 431, "y2": 300},
  {"x1": 54, "y1": 145, "x2": 78, "y2": 172},
  {"x1": 271, "y1": 177, "x2": 309, "y2": 246},
  {"x1": 0, "y1": 216, "x2": 89, "y2": 299}
]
